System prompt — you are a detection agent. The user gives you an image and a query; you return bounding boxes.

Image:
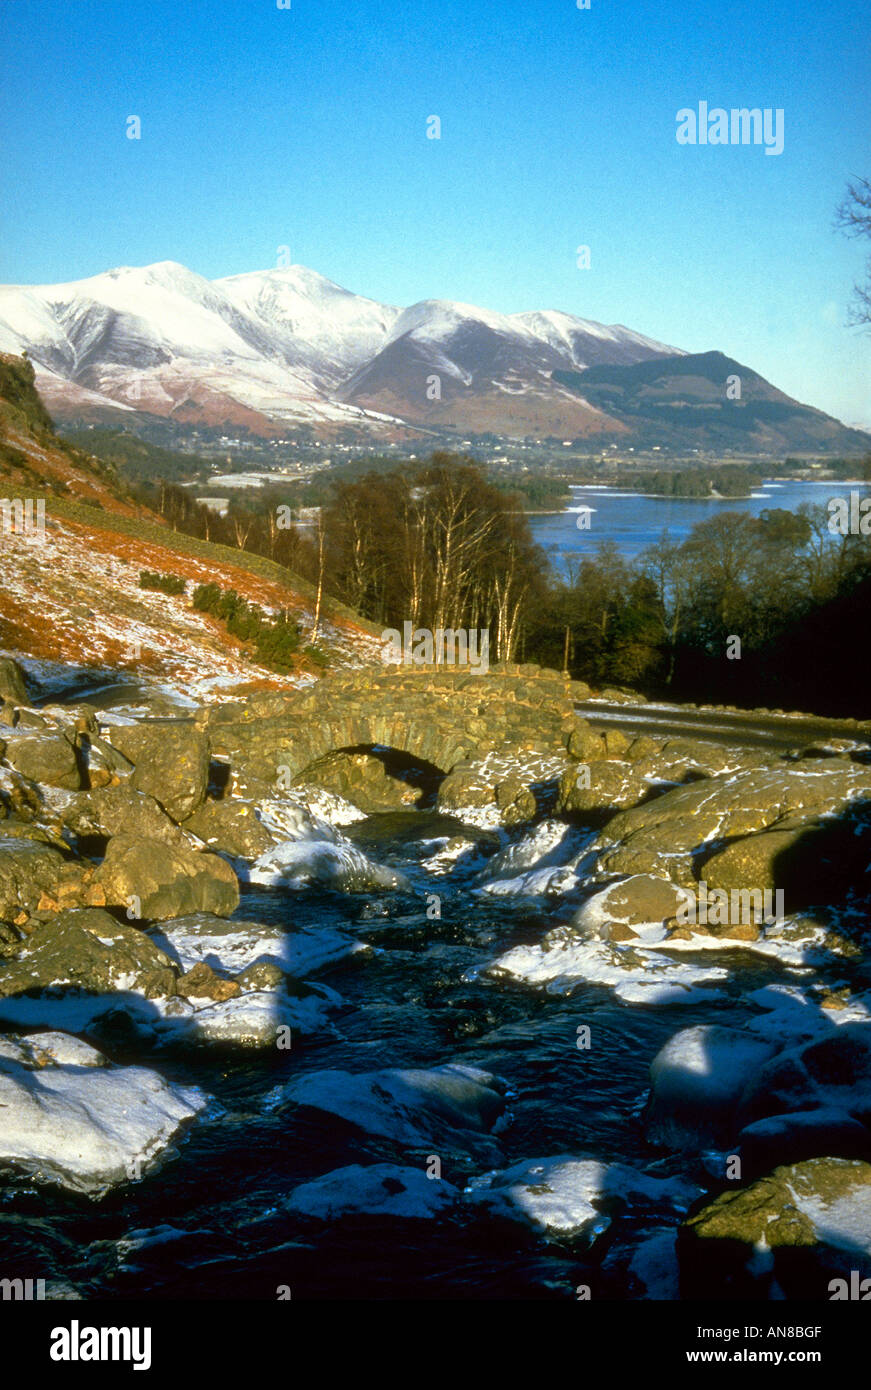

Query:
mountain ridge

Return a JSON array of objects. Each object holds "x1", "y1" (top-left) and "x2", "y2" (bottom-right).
[{"x1": 0, "y1": 261, "x2": 866, "y2": 453}]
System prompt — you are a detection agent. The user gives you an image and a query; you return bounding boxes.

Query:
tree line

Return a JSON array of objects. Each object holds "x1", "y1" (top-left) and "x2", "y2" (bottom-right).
[{"x1": 128, "y1": 453, "x2": 871, "y2": 716}]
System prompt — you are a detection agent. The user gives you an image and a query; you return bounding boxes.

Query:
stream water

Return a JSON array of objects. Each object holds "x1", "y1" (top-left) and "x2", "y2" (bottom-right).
[{"x1": 0, "y1": 800, "x2": 849, "y2": 1302}]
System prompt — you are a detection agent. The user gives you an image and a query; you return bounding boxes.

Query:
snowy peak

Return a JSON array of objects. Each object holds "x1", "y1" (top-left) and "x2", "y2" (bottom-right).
[{"x1": 0, "y1": 259, "x2": 684, "y2": 440}]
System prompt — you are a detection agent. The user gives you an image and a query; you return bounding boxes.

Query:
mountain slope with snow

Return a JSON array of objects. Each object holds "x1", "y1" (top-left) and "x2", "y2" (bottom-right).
[
  {"x1": 0, "y1": 259, "x2": 861, "y2": 451},
  {"x1": 0, "y1": 260, "x2": 683, "y2": 440}
]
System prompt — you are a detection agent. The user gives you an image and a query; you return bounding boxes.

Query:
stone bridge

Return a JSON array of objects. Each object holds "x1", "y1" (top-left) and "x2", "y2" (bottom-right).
[{"x1": 203, "y1": 664, "x2": 591, "y2": 787}]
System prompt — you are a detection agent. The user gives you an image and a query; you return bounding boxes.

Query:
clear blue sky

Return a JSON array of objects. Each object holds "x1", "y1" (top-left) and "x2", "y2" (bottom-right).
[{"x1": 1, "y1": 0, "x2": 869, "y2": 424}]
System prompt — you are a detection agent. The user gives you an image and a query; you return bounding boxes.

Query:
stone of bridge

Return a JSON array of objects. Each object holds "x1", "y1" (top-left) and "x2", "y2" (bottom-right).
[{"x1": 203, "y1": 664, "x2": 592, "y2": 786}]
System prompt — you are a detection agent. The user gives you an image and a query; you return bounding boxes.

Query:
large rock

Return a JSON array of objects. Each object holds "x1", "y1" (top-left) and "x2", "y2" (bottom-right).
[
  {"x1": 4, "y1": 732, "x2": 83, "y2": 790},
  {"x1": 181, "y1": 798, "x2": 276, "y2": 860},
  {"x1": 97, "y1": 834, "x2": 239, "y2": 920},
  {"x1": 679, "y1": 1158, "x2": 871, "y2": 1297},
  {"x1": 62, "y1": 785, "x2": 190, "y2": 847},
  {"x1": 645, "y1": 1025, "x2": 781, "y2": 1149},
  {"x1": 282, "y1": 1063, "x2": 508, "y2": 1149},
  {"x1": 0, "y1": 1031, "x2": 206, "y2": 1195},
  {"x1": 737, "y1": 1024, "x2": 871, "y2": 1131},
  {"x1": 0, "y1": 837, "x2": 89, "y2": 919},
  {"x1": 0, "y1": 657, "x2": 30, "y2": 707},
  {"x1": 737, "y1": 1109, "x2": 870, "y2": 1179},
  {"x1": 593, "y1": 763, "x2": 871, "y2": 887},
  {"x1": 0, "y1": 907, "x2": 177, "y2": 999},
  {"x1": 285, "y1": 1163, "x2": 459, "y2": 1221},
  {"x1": 572, "y1": 874, "x2": 689, "y2": 938},
  {"x1": 104, "y1": 725, "x2": 209, "y2": 823},
  {"x1": 466, "y1": 1156, "x2": 696, "y2": 1241}
]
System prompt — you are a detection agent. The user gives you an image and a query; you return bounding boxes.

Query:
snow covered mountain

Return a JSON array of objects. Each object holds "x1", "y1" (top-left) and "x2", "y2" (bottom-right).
[{"x1": 0, "y1": 260, "x2": 682, "y2": 441}]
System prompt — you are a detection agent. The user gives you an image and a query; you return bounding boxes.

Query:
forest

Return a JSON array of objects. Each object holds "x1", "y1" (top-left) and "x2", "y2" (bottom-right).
[{"x1": 129, "y1": 451, "x2": 871, "y2": 717}]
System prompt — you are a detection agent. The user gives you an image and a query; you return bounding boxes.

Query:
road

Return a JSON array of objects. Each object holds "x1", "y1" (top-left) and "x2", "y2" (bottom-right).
[{"x1": 575, "y1": 700, "x2": 871, "y2": 753}]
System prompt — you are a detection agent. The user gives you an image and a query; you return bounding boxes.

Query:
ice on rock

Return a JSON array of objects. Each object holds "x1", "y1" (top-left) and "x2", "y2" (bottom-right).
[
  {"x1": 490, "y1": 928, "x2": 728, "y2": 1005},
  {"x1": 148, "y1": 912, "x2": 366, "y2": 977},
  {"x1": 0, "y1": 1033, "x2": 207, "y2": 1195},
  {"x1": 250, "y1": 837, "x2": 410, "y2": 892},
  {"x1": 281, "y1": 1063, "x2": 508, "y2": 1148},
  {"x1": 284, "y1": 1163, "x2": 459, "y2": 1221},
  {"x1": 466, "y1": 1157, "x2": 697, "y2": 1238}
]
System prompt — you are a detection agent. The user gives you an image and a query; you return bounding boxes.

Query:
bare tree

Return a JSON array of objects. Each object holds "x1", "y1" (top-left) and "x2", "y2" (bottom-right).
[{"x1": 835, "y1": 176, "x2": 871, "y2": 326}]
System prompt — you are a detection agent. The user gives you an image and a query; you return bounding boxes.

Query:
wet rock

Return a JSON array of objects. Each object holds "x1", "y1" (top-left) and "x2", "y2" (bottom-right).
[
  {"x1": 0, "y1": 1030, "x2": 207, "y2": 1195},
  {"x1": 282, "y1": 1063, "x2": 508, "y2": 1148},
  {"x1": 467, "y1": 1157, "x2": 697, "y2": 1241},
  {"x1": 679, "y1": 1158, "x2": 871, "y2": 1297},
  {"x1": 104, "y1": 725, "x2": 209, "y2": 823},
  {"x1": 645, "y1": 1025, "x2": 780, "y2": 1149},
  {"x1": 0, "y1": 907, "x2": 178, "y2": 1000},
  {"x1": 285, "y1": 1163, "x2": 459, "y2": 1221},
  {"x1": 97, "y1": 834, "x2": 240, "y2": 920}
]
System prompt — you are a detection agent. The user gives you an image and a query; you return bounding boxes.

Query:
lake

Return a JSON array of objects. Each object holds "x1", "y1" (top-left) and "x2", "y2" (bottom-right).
[{"x1": 530, "y1": 478, "x2": 868, "y2": 571}]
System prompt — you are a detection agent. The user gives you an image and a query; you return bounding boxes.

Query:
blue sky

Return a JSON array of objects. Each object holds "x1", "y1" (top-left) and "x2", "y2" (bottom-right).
[{"x1": 1, "y1": 0, "x2": 869, "y2": 424}]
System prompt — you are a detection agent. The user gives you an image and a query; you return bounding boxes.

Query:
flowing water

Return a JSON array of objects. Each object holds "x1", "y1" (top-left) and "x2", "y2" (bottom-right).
[{"x1": 0, "y1": 802, "x2": 849, "y2": 1302}]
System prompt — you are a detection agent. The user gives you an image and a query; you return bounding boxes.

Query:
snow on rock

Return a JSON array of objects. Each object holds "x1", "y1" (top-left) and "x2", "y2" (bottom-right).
[
  {"x1": 644, "y1": 1025, "x2": 781, "y2": 1150},
  {"x1": 280, "y1": 1063, "x2": 508, "y2": 1148},
  {"x1": 488, "y1": 925, "x2": 729, "y2": 1006},
  {"x1": 148, "y1": 912, "x2": 366, "y2": 978},
  {"x1": 466, "y1": 1157, "x2": 697, "y2": 1239},
  {"x1": 250, "y1": 837, "x2": 410, "y2": 892},
  {"x1": 0, "y1": 1033, "x2": 207, "y2": 1195},
  {"x1": 284, "y1": 1163, "x2": 459, "y2": 1221}
]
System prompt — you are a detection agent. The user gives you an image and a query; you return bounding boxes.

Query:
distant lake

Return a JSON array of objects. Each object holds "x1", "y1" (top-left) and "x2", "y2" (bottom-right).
[{"x1": 530, "y1": 479, "x2": 869, "y2": 571}]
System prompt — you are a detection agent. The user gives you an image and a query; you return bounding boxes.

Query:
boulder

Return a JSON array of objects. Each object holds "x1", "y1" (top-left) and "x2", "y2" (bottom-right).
[
  {"x1": 645, "y1": 1025, "x2": 781, "y2": 1149},
  {"x1": 679, "y1": 1158, "x2": 871, "y2": 1297},
  {"x1": 182, "y1": 798, "x2": 277, "y2": 860},
  {"x1": 466, "y1": 1156, "x2": 696, "y2": 1241},
  {"x1": 0, "y1": 907, "x2": 178, "y2": 999},
  {"x1": 737, "y1": 1024, "x2": 871, "y2": 1130},
  {"x1": 0, "y1": 836, "x2": 89, "y2": 920},
  {"x1": 285, "y1": 1163, "x2": 460, "y2": 1222},
  {"x1": 573, "y1": 875, "x2": 689, "y2": 935},
  {"x1": 63, "y1": 785, "x2": 190, "y2": 847},
  {"x1": 97, "y1": 834, "x2": 239, "y2": 920},
  {"x1": 0, "y1": 1031, "x2": 206, "y2": 1195},
  {"x1": 104, "y1": 725, "x2": 209, "y2": 823},
  {"x1": 4, "y1": 732, "x2": 82, "y2": 790},
  {"x1": 737, "y1": 1109, "x2": 870, "y2": 1179},
  {"x1": 593, "y1": 763, "x2": 871, "y2": 886},
  {"x1": 282, "y1": 1063, "x2": 508, "y2": 1149},
  {"x1": 0, "y1": 656, "x2": 30, "y2": 706}
]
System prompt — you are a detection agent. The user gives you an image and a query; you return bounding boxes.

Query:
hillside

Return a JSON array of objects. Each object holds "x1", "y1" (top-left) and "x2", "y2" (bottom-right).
[
  {"x1": 553, "y1": 351, "x2": 871, "y2": 454},
  {"x1": 0, "y1": 355, "x2": 382, "y2": 704}
]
